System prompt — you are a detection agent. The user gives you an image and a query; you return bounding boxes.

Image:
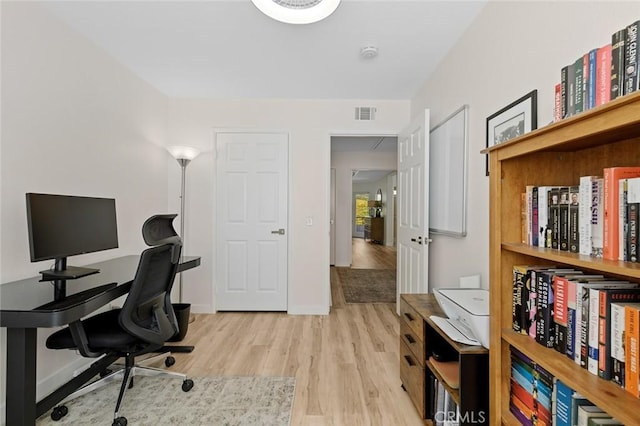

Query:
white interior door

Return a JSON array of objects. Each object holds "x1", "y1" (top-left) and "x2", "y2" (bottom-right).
[
  {"x1": 330, "y1": 168, "x2": 336, "y2": 266},
  {"x1": 215, "y1": 131, "x2": 288, "y2": 311},
  {"x1": 397, "y1": 110, "x2": 430, "y2": 307}
]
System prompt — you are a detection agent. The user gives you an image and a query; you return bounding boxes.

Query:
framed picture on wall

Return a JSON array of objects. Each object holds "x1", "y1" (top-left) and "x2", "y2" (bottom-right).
[{"x1": 485, "y1": 90, "x2": 538, "y2": 175}]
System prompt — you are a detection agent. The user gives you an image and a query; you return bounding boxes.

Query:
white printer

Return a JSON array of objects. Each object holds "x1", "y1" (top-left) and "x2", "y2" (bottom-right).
[{"x1": 432, "y1": 288, "x2": 490, "y2": 349}]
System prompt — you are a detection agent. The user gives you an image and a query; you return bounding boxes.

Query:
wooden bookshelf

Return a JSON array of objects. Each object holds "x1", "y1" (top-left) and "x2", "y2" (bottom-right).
[{"x1": 484, "y1": 91, "x2": 640, "y2": 425}]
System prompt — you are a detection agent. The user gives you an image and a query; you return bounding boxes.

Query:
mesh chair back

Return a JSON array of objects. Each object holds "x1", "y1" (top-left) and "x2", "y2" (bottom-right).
[{"x1": 119, "y1": 239, "x2": 182, "y2": 345}]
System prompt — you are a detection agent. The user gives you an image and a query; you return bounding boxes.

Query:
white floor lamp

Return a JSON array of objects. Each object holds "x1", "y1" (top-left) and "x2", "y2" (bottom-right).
[{"x1": 167, "y1": 145, "x2": 200, "y2": 303}]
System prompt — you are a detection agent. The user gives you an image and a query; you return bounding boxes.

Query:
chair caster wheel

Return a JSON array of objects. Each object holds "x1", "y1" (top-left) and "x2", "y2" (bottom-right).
[
  {"x1": 112, "y1": 417, "x2": 127, "y2": 426},
  {"x1": 165, "y1": 356, "x2": 176, "y2": 367},
  {"x1": 182, "y1": 379, "x2": 194, "y2": 392},
  {"x1": 51, "y1": 405, "x2": 68, "y2": 421}
]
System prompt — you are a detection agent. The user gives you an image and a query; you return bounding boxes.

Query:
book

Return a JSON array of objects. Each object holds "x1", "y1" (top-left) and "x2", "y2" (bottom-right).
[
  {"x1": 610, "y1": 302, "x2": 640, "y2": 387},
  {"x1": 576, "y1": 282, "x2": 632, "y2": 367},
  {"x1": 611, "y1": 27, "x2": 626, "y2": 100},
  {"x1": 591, "y1": 178, "x2": 605, "y2": 258},
  {"x1": 619, "y1": 179, "x2": 628, "y2": 261},
  {"x1": 576, "y1": 405, "x2": 607, "y2": 426},
  {"x1": 624, "y1": 20, "x2": 640, "y2": 95},
  {"x1": 567, "y1": 63, "x2": 577, "y2": 117},
  {"x1": 532, "y1": 186, "x2": 539, "y2": 247},
  {"x1": 603, "y1": 167, "x2": 640, "y2": 260},
  {"x1": 587, "y1": 419, "x2": 622, "y2": 426},
  {"x1": 625, "y1": 303, "x2": 640, "y2": 397},
  {"x1": 561, "y1": 66, "x2": 569, "y2": 119},
  {"x1": 595, "y1": 44, "x2": 612, "y2": 107},
  {"x1": 554, "y1": 83, "x2": 562, "y2": 122},
  {"x1": 597, "y1": 287, "x2": 640, "y2": 379},
  {"x1": 574, "y1": 56, "x2": 584, "y2": 114},
  {"x1": 627, "y1": 177, "x2": 640, "y2": 262},
  {"x1": 579, "y1": 177, "x2": 595, "y2": 255},
  {"x1": 569, "y1": 185, "x2": 579, "y2": 253},
  {"x1": 538, "y1": 186, "x2": 553, "y2": 248},
  {"x1": 559, "y1": 187, "x2": 570, "y2": 251},
  {"x1": 554, "y1": 379, "x2": 573, "y2": 426},
  {"x1": 513, "y1": 265, "x2": 530, "y2": 334},
  {"x1": 550, "y1": 188, "x2": 561, "y2": 249},
  {"x1": 585, "y1": 49, "x2": 597, "y2": 110},
  {"x1": 570, "y1": 393, "x2": 592, "y2": 426}
]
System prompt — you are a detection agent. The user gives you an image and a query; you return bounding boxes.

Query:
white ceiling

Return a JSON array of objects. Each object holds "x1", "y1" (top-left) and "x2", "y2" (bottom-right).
[{"x1": 42, "y1": 0, "x2": 487, "y2": 100}]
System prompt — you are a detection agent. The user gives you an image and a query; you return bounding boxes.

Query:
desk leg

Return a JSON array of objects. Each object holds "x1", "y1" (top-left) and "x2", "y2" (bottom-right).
[{"x1": 6, "y1": 327, "x2": 37, "y2": 425}]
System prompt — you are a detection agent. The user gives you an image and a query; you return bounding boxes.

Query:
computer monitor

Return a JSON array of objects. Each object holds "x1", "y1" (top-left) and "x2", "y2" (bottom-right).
[{"x1": 26, "y1": 193, "x2": 119, "y2": 280}]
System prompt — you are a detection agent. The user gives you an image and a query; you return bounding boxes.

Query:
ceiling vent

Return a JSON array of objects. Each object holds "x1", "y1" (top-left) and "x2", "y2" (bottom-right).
[{"x1": 355, "y1": 107, "x2": 376, "y2": 121}]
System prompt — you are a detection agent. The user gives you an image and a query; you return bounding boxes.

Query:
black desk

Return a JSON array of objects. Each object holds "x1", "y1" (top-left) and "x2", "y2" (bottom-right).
[{"x1": 0, "y1": 255, "x2": 200, "y2": 425}]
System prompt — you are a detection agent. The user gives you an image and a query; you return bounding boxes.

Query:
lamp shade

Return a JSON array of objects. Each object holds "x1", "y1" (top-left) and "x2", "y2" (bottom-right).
[
  {"x1": 167, "y1": 145, "x2": 201, "y2": 161},
  {"x1": 251, "y1": 0, "x2": 340, "y2": 24}
]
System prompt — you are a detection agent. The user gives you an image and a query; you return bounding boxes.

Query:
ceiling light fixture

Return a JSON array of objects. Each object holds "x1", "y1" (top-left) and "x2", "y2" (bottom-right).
[
  {"x1": 251, "y1": 0, "x2": 341, "y2": 24},
  {"x1": 360, "y1": 46, "x2": 378, "y2": 59}
]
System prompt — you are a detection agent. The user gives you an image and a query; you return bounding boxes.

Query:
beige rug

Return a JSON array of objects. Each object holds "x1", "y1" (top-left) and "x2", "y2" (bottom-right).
[
  {"x1": 36, "y1": 376, "x2": 295, "y2": 425},
  {"x1": 336, "y1": 267, "x2": 396, "y2": 303}
]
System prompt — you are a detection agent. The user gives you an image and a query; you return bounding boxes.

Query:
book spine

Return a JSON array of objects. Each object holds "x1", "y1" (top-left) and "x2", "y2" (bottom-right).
[
  {"x1": 529, "y1": 270, "x2": 539, "y2": 339},
  {"x1": 567, "y1": 63, "x2": 576, "y2": 117},
  {"x1": 611, "y1": 28, "x2": 626, "y2": 100},
  {"x1": 625, "y1": 305, "x2": 640, "y2": 397},
  {"x1": 538, "y1": 187, "x2": 550, "y2": 248},
  {"x1": 592, "y1": 178, "x2": 604, "y2": 258},
  {"x1": 596, "y1": 44, "x2": 612, "y2": 106},
  {"x1": 629, "y1": 202, "x2": 638, "y2": 262},
  {"x1": 554, "y1": 276, "x2": 569, "y2": 354},
  {"x1": 513, "y1": 266, "x2": 528, "y2": 334},
  {"x1": 579, "y1": 286, "x2": 590, "y2": 368},
  {"x1": 569, "y1": 185, "x2": 580, "y2": 253},
  {"x1": 537, "y1": 271, "x2": 555, "y2": 348},
  {"x1": 611, "y1": 303, "x2": 626, "y2": 387},
  {"x1": 624, "y1": 21, "x2": 640, "y2": 95},
  {"x1": 579, "y1": 178, "x2": 593, "y2": 255},
  {"x1": 574, "y1": 56, "x2": 584, "y2": 114},
  {"x1": 550, "y1": 188, "x2": 560, "y2": 250},
  {"x1": 561, "y1": 66, "x2": 569, "y2": 119},
  {"x1": 532, "y1": 187, "x2": 539, "y2": 247},
  {"x1": 604, "y1": 168, "x2": 640, "y2": 260},
  {"x1": 566, "y1": 279, "x2": 578, "y2": 359},
  {"x1": 619, "y1": 179, "x2": 628, "y2": 261},
  {"x1": 555, "y1": 379, "x2": 573, "y2": 426},
  {"x1": 554, "y1": 83, "x2": 562, "y2": 122},
  {"x1": 587, "y1": 289, "x2": 601, "y2": 374},
  {"x1": 559, "y1": 187, "x2": 570, "y2": 251},
  {"x1": 588, "y1": 49, "x2": 598, "y2": 109}
]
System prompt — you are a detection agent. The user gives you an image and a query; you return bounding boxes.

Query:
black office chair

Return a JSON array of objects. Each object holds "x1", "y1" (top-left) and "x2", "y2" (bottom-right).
[{"x1": 45, "y1": 214, "x2": 194, "y2": 426}]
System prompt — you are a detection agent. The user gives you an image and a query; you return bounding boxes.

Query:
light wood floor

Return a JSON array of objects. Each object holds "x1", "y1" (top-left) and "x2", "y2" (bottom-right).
[
  {"x1": 351, "y1": 238, "x2": 397, "y2": 270},
  {"x1": 169, "y1": 268, "x2": 422, "y2": 426}
]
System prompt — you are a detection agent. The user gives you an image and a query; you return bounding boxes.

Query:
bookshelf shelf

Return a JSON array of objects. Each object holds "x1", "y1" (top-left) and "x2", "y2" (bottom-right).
[{"x1": 488, "y1": 91, "x2": 640, "y2": 425}]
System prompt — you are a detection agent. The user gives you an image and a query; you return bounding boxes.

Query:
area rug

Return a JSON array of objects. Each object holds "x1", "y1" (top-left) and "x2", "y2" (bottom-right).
[
  {"x1": 336, "y1": 267, "x2": 396, "y2": 303},
  {"x1": 36, "y1": 375, "x2": 296, "y2": 426}
]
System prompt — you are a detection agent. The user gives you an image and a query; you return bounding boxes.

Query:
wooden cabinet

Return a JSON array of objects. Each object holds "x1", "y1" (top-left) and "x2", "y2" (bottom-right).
[
  {"x1": 400, "y1": 294, "x2": 489, "y2": 425},
  {"x1": 364, "y1": 217, "x2": 384, "y2": 244},
  {"x1": 484, "y1": 92, "x2": 640, "y2": 425}
]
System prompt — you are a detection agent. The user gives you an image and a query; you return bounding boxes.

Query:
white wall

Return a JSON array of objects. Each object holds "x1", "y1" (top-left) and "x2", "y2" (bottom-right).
[
  {"x1": 167, "y1": 99, "x2": 409, "y2": 312},
  {"x1": 0, "y1": 2, "x2": 170, "y2": 417},
  {"x1": 411, "y1": 1, "x2": 640, "y2": 291},
  {"x1": 331, "y1": 150, "x2": 398, "y2": 266}
]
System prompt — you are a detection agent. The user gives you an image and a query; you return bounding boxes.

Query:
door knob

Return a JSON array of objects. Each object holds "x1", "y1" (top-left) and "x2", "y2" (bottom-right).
[{"x1": 271, "y1": 229, "x2": 285, "y2": 235}]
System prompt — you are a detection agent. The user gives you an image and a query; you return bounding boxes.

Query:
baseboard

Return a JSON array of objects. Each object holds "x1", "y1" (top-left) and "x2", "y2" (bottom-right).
[{"x1": 188, "y1": 302, "x2": 213, "y2": 314}]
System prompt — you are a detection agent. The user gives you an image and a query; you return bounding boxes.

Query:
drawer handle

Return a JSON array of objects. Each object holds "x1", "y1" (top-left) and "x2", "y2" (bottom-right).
[
  {"x1": 404, "y1": 334, "x2": 416, "y2": 344},
  {"x1": 403, "y1": 312, "x2": 415, "y2": 322},
  {"x1": 404, "y1": 355, "x2": 416, "y2": 367}
]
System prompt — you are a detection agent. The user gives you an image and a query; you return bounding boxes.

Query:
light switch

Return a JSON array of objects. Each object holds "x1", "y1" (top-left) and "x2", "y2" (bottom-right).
[{"x1": 305, "y1": 216, "x2": 313, "y2": 226}]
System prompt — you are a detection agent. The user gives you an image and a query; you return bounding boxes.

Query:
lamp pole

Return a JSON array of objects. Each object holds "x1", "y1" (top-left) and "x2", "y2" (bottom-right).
[
  {"x1": 177, "y1": 158, "x2": 190, "y2": 303},
  {"x1": 167, "y1": 145, "x2": 200, "y2": 303}
]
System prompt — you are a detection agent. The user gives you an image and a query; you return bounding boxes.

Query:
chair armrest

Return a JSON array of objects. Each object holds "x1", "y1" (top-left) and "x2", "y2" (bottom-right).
[{"x1": 68, "y1": 320, "x2": 105, "y2": 358}]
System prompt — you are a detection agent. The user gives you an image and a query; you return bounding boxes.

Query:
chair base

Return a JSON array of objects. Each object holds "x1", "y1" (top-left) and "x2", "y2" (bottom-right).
[{"x1": 51, "y1": 355, "x2": 192, "y2": 422}]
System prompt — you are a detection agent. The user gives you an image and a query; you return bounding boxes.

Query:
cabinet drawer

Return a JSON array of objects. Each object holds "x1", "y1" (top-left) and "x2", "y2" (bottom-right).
[
  {"x1": 400, "y1": 298, "x2": 424, "y2": 339},
  {"x1": 400, "y1": 320, "x2": 424, "y2": 367},
  {"x1": 400, "y1": 340, "x2": 425, "y2": 419}
]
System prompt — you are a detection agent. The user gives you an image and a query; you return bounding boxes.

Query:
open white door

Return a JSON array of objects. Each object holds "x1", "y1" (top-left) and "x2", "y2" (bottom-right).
[
  {"x1": 215, "y1": 131, "x2": 288, "y2": 311},
  {"x1": 397, "y1": 110, "x2": 430, "y2": 308}
]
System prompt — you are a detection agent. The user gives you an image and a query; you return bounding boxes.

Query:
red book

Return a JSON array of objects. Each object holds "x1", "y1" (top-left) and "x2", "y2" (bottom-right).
[
  {"x1": 596, "y1": 44, "x2": 612, "y2": 106},
  {"x1": 603, "y1": 167, "x2": 640, "y2": 260},
  {"x1": 554, "y1": 83, "x2": 562, "y2": 122}
]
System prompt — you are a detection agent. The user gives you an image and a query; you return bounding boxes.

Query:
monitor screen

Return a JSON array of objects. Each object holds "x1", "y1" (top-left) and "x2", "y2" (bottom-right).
[{"x1": 26, "y1": 193, "x2": 119, "y2": 265}]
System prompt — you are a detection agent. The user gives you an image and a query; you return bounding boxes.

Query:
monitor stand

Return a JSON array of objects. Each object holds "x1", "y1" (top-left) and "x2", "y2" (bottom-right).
[{"x1": 39, "y1": 258, "x2": 100, "y2": 300}]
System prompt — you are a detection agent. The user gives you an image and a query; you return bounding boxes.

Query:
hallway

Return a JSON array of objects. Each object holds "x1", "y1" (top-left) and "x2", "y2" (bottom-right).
[{"x1": 350, "y1": 238, "x2": 396, "y2": 270}]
